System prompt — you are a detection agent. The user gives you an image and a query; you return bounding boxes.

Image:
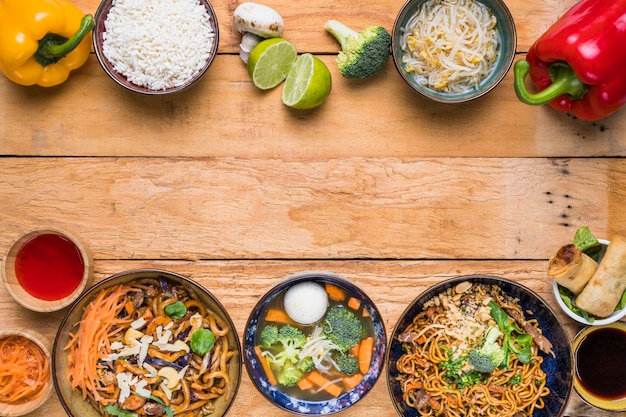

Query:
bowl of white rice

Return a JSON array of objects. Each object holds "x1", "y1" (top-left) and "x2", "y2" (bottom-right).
[{"x1": 93, "y1": 0, "x2": 219, "y2": 94}]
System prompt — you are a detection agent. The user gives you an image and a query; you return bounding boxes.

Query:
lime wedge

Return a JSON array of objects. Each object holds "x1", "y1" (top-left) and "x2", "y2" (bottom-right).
[
  {"x1": 248, "y1": 38, "x2": 297, "y2": 90},
  {"x1": 281, "y1": 53, "x2": 332, "y2": 109}
]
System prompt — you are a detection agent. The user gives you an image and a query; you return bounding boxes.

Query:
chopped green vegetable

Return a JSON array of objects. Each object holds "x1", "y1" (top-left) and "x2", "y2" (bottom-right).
[
  {"x1": 323, "y1": 305, "x2": 363, "y2": 352},
  {"x1": 164, "y1": 301, "x2": 187, "y2": 319},
  {"x1": 616, "y1": 289, "x2": 626, "y2": 311},
  {"x1": 259, "y1": 324, "x2": 308, "y2": 386},
  {"x1": 468, "y1": 326, "x2": 505, "y2": 373},
  {"x1": 557, "y1": 285, "x2": 595, "y2": 322},
  {"x1": 488, "y1": 301, "x2": 532, "y2": 367},
  {"x1": 191, "y1": 328, "x2": 215, "y2": 356},
  {"x1": 323, "y1": 19, "x2": 391, "y2": 79},
  {"x1": 102, "y1": 405, "x2": 137, "y2": 417},
  {"x1": 573, "y1": 226, "x2": 601, "y2": 260},
  {"x1": 509, "y1": 374, "x2": 522, "y2": 385},
  {"x1": 439, "y1": 347, "x2": 483, "y2": 388},
  {"x1": 336, "y1": 353, "x2": 359, "y2": 376}
]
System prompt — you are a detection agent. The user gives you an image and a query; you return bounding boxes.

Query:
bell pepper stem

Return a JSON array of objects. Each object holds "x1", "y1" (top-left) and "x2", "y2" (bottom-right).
[
  {"x1": 514, "y1": 59, "x2": 586, "y2": 105},
  {"x1": 36, "y1": 15, "x2": 95, "y2": 67}
]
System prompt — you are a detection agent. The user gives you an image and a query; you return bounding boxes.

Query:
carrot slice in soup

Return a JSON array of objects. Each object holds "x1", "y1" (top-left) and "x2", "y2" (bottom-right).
[
  {"x1": 358, "y1": 337, "x2": 374, "y2": 374},
  {"x1": 325, "y1": 283, "x2": 346, "y2": 302},
  {"x1": 254, "y1": 346, "x2": 277, "y2": 386}
]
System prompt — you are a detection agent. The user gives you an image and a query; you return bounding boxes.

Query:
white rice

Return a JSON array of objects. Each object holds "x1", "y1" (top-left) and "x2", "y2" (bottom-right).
[{"x1": 102, "y1": 0, "x2": 215, "y2": 91}]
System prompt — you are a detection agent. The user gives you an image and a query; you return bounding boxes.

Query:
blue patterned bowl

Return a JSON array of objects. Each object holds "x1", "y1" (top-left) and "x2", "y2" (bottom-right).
[
  {"x1": 244, "y1": 270, "x2": 386, "y2": 415},
  {"x1": 386, "y1": 275, "x2": 573, "y2": 417}
]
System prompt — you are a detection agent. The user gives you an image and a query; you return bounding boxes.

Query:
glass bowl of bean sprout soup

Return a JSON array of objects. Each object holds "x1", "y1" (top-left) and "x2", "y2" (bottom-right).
[
  {"x1": 244, "y1": 270, "x2": 386, "y2": 415},
  {"x1": 392, "y1": 0, "x2": 516, "y2": 103},
  {"x1": 52, "y1": 269, "x2": 241, "y2": 417},
  {"x1": 386, "y1": 275, "x2": 573, "y2": 417},
  {"x1": 93, "y1": 0, "x2": 219, "y2": 94}
]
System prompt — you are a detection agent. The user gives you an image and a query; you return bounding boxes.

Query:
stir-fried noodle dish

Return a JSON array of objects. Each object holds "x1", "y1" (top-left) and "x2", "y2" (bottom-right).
[
  {"x1": 64, "y1": 278, "x2": 235, "y2": 417},
  {"x1": 395, "y1": 282, "x2": 554, "y2": 416},
  {"x1": 400, "y1": 0, "x2": 499, "y2": 93}
]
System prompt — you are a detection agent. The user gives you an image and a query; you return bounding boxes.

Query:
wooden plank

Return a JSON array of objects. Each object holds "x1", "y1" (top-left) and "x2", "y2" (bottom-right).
[
  {"x1": 0, "y1": 259, "x2": 621, "y2": 417},
  {"x1": 69, "y1": 0, "x2": 580, "y2": 52},
  {"x1": 1, "y1": 157, "x2": 624, "y2": 260},
  {"x1": 2, "y1": 55, "x2": 625, "y2": 158}
]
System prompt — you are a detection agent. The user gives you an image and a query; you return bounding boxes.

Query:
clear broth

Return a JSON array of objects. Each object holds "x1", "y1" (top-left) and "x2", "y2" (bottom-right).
[{"x1": 255, "y1": 280, "x2": 374, "y2": 401}]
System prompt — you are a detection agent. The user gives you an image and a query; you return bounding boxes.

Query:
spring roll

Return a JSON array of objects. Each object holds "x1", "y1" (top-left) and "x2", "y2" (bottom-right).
[
  {"x1": 547, "y1": 243, "x2": 598, "y2": 294},
  {"x1": 577, "y1": 235, "x2": 626, "y2": 317}
]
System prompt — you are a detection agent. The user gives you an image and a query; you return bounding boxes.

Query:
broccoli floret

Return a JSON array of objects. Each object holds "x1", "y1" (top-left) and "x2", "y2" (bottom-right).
[
  {"x1": 336, "y1": 354, "x2": 359, "y2": 376},
  {"x1": 260, "y1": 324, "x2": 308, "y2": 386},
  {"x1": 260, "y1": 324, "x2": 279, "y2": 347},
  {"x1": 297, "y1": 356, "x2": 315, "y2": 373},
  {"x1": 323, "y1": 305, "x2": 363, "y2": 352},
  {"x1": 277, "y1": 361, "x2": 304, "y2": 387},
  {"x1": 468, "y1": 326, "x2": 505, "y2": 373},
  {"x1": 324, "y1": 19, "x2": 391, "y2": 79}
]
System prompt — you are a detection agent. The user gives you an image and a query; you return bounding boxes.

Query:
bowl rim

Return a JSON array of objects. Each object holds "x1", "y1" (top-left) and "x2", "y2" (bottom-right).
[
  {"x1": 0, "y1": 328, "x2": 54, "y2": 417},
  {"x1": 92, "y1": 0, "x2": 220, "y2": 95},
  {"x1": 551, "y1": 238, "x2": 626, "y2": 326},
  {"x1": 391, "y1": 0, "x2": 517, "y2": 103},
  {"x1": 243, "y1": 270, "x2": 387, "y2": 415},
  {"x1": 51, "y1": 268, "x2": 242, "y2": 417},
  {"x1": 1, "y1": 226, "x2": 92, "y2": 312},
  {"x1": 571, "y1": 321, "x2": 626, "y2": 411},
  {"x1": 385, "y1": 274, "x2": 573, "y2": 417}
]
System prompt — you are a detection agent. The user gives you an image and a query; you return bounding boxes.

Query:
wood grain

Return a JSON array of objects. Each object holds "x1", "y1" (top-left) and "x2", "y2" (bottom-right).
[
  {"x1": 1, "y1": 0, "x2": 625, "y2": 416},
  {"x1": 1, "y1": 157, "x2": 625, "y2": 260},
  {"x1": 3, "y1": 56, "x2": 625, "y2": 158}
]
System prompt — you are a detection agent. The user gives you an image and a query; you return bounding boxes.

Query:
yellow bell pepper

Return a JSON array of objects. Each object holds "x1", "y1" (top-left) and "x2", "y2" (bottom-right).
[{"x1": 0, "y1": 0, "x2": 94, "y2": 87}]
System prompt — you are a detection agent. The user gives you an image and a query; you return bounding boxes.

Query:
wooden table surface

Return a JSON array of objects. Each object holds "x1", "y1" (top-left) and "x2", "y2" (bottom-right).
[{"x1": 1, "y1": 0, "x2": 625, "y2": 416}]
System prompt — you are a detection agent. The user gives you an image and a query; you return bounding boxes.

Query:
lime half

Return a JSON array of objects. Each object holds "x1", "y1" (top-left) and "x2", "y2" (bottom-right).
[
  {"x1": 281, "y1": 53, "x2": 332, "y2": 109},
  {"x1": 248, "y1": 38, "x2": 297, "y2": 90}
]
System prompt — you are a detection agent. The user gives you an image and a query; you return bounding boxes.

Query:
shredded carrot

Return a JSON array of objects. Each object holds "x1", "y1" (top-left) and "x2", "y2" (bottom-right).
[
  {"x1": 64, "y1": 284, "x2": 133, "y2": 404},
  {"x1": 342, "y1": 373, "x2": 363, "y2": 390},
  {"x1": 358, "y1": 337, "x2": 374, "y2": 374},
  {"x1": 124, "y1": 300, "x2": 135, "y2": 315},
  {"x1": 347, "y1": 297, "x2": 361, "y2": 311},
  {"x1": 306, "y1": 371, "x2": 343, "y2": 398},
  {"x1": 325, "y1": 283, "x2": 346, "y2": 302},
  {"x1": 0, "y1": 335, "x2": 50, "y2": 404},
  {"x1": 264, "y1": 309, "x2": 295, "y2": 324},
  {"x1": 296, "y1": 375, "x2": 314, "y2": 391},
  {"x1": 254, "y1": 346, "x2": 277, "y2": 386}
]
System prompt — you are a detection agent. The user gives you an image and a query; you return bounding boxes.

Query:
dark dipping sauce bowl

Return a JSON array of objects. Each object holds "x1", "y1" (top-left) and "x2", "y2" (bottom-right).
[{"x1": 572, "y1": 321, "x2": 626, "y2": 411}]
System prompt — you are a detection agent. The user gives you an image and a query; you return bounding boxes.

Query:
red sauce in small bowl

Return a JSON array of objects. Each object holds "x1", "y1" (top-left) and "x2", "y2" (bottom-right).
[{"x1": 14, "y1": 234, "x2": 85, "y2": 301}]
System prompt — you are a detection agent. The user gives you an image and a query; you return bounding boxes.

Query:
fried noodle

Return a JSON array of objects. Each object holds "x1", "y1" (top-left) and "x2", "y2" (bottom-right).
[
  {"x1": 65, "y1": 278, "x2": 234, "y2": 416},
  {"x1": 395, "y1": 283, "x2": 550, "y2": 417}
]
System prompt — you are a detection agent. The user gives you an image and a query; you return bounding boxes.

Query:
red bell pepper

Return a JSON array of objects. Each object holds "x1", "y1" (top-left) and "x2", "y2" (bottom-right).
[{"x1": 513, "y1": 0, "x2": 626, "y2": 121}]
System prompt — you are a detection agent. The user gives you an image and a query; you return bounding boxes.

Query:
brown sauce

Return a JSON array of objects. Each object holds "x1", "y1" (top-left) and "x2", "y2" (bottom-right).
[{"x1": 575, "y1": 327, "x2": 626, "y2": 401}]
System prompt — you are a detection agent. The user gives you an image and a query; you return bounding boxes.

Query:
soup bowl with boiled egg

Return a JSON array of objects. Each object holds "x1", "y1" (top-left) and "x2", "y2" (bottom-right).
[{"x1": 244, "y1": 270, "x2": 386, "y2": 415}]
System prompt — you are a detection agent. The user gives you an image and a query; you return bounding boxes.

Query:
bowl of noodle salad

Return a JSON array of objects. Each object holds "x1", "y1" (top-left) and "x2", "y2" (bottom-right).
[
  {"x1": 391, "y1": 0, "x2": 516, "y2": 103},
  {"x1": 386, "y1": 275, "x2": 573, "y2": 417},
  {"x1": 52, "y1": 269, "x2": 241, "y2": 417}
]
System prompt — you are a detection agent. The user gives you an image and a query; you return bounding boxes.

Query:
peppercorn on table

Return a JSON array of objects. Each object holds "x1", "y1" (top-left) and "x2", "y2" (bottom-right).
[{"x1": 1, "y1": 0, "x2": 625, "y2": 416}]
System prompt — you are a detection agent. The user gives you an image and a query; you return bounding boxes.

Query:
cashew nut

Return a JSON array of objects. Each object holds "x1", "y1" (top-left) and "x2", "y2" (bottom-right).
[{"x1": 158, "y1": 366, "x2": 180, "y2": 390}]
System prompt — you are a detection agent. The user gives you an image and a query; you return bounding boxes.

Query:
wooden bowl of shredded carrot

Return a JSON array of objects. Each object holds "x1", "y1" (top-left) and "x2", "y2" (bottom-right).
[{"x1": 0, "y1": 328, "x2": 53, "y2": 417}]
